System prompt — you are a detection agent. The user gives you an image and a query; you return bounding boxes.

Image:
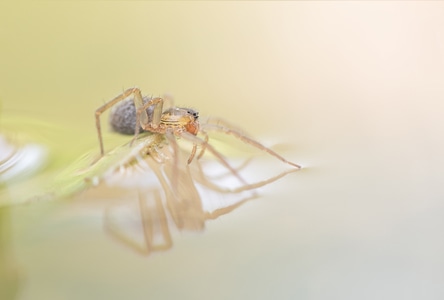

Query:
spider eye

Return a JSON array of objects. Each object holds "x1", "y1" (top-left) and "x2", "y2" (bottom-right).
[{"x1": 187, "y1": 109, "x2": 199, "y2": 119}]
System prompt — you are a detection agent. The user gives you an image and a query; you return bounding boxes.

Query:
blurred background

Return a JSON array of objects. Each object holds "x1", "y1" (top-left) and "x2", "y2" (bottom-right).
[{"x1": 1, "y1": 2, "x2": 444, "y2": 299}]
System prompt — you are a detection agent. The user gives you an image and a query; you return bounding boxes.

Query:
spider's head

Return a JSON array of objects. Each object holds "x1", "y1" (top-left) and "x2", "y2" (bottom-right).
[
  {"x1": 183, "y1": 108, "x2": 199, "y2": 135},
  {"x1": 161, "y1": 107, "x2": 200, "y2": 135}
]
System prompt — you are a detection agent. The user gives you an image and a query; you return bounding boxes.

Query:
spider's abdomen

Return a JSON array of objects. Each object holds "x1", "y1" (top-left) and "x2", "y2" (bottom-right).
[{"x1": 109, "y1": 96, "x2": 154, "y2": 135}]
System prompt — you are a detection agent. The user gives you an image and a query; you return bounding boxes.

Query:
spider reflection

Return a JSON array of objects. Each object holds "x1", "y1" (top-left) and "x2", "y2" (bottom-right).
[{"x1": 97, "y1": 144, "x2": 258, "y2": 255}]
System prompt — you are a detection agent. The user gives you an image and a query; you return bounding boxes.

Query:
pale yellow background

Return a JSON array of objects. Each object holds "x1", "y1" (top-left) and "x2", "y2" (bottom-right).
[{"x1": 1, "y1": 2, "x2": 444, "y2": 300}]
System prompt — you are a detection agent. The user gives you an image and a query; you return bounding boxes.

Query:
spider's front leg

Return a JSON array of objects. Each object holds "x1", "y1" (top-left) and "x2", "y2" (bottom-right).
[
  {"x1": 201, "y1": 123, "x2": 301, "y2": 169},
  {"x1": 181, "y1": 132, "x2": 249, "y2": 186},
  {"x1": 185, "y1": 131, "x2": 208, "y2": 164},
  {"x1": 95, "y1": 87, "x2": 148, "y2": 156}
]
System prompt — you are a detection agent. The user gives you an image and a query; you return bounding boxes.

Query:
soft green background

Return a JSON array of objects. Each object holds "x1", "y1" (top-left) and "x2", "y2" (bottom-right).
[{"x1": 1, "y1": 2, "x2": 444, "y2": 300}]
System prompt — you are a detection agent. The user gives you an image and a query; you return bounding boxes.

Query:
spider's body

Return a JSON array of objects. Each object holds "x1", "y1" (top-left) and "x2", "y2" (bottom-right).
[
  {"x1": 110, "y1": 97, "x2": 199, "y2": 137},
  {"x1": 95, "y1": 87, "x2": 301, "y2": 168},
  {"x1": 160, "y1": 107, "x2": 199, "y2": 136}
]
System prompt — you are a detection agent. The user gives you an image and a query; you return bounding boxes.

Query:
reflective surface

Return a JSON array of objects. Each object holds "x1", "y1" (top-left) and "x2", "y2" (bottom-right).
[{"x1": 1, "y1": 2, "x2": 444, "y2": 300}]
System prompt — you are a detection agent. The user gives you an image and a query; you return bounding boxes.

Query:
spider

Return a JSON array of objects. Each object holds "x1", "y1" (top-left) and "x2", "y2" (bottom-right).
[
  {"x1": 95, "y1": 87, "x2": 301, "y2": 189},
  {"x1": 31, "y1": 87, "x2": 301, "y2": 255}
]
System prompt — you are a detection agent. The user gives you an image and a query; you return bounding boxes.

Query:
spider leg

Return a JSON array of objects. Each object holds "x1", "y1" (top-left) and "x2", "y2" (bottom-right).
[
  {"x1": 205, "y1": 157, "x2": 253, "y2": 180},
  {"x1": 164, "y1": 131, "x2": 180, "y2": 197},
  {"x1": 187, "y1": 144, "x2": 198, "y2": 164},
  {"x1": 131, "y1": 97, "x2": 165, "y2": 147},
  {"x1": 180, "y1": 132, "x2": 249, "y2": 187},
  {"x1": 196, "y1": 131, "x2": 209, "y2": 160},
  {"x1": 162, "y1": 93, "x2": 175, "y2": 109},
  {"x1": 187, "y1": 130, "x2": 208, "y2": 164},
  {"x1": 144, "y1": 141, "x2": 204, "y2": 230},
  {"x1": 95, "y1": 87, "x2": 147, "y2": 156},
  {"x1": 138, "y1": 189, "x2": 172, "y2": 253},
  {"x1": 201, "y1": 123, "x2": 301, "y2": 169},
  {"x1": 204, "y1": 116, "x2": 247, "y2": 133},
  {"x1": 192, "y1": 158, "x2": 254, "y2": 193},
  {"x1": 103, "y1": 189, "x2": 172, "y2": 256},
  {"x1": 204, "y1": 194, "x2": 257, "y2": 220},
  {"x1": 191, "y1": 154, "x2": 299, "y2": 193}
]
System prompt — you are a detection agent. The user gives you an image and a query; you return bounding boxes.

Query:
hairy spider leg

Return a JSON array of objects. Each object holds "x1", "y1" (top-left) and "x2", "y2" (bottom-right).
[
  {"x1": 196, "y1": 131, "x2": 209, "y2": 160},
  {"x1": 192, "y1": 158, "x2": 300, "y2": 193},
  {"x1": 187, "y1": 143, "x2": 198, "y2": 164},
  {"x1": 201, "y1": 123, "x2": 301, "y2": 169},
  {"x1": 180, "y1": 132, "x2": 249, "y2": 187},
  {"x1": 188, "y1": 137, "x2": 300, "y2": 194},
  {"x1": 131, "y1": 97, "x2": 165, "y2": 146}
]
